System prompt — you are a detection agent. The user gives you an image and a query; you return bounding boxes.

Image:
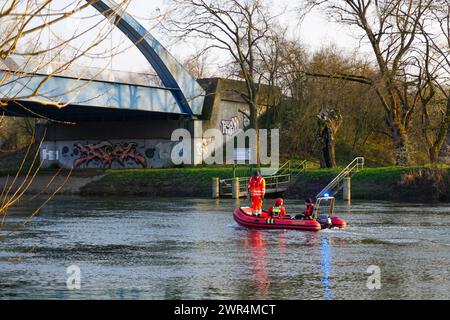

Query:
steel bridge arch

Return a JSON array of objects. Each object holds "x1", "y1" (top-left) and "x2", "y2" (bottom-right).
[{"x1": 86, "y1": 0, "x2": 204, "y2": 116}]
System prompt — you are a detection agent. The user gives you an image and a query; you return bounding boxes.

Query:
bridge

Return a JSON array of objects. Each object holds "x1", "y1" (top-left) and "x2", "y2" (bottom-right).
[
  {"x1": 0, "y1": 0, "x2": 216, "y2": 169},
  {"x1": 0, "y1": 0, "x2": 205, "y2": 122},
  {"x1": 0, "y1": 1, "x2": 280, "y2": 170}
]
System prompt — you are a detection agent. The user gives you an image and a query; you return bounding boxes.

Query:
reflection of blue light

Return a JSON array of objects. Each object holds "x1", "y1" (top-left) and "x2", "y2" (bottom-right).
[
  {"x1": 321, "y1": 237, "x2": 333, "y2": 300},
  {"x1": 324, "y1": 193, "x2": 330, "y2": 197}
]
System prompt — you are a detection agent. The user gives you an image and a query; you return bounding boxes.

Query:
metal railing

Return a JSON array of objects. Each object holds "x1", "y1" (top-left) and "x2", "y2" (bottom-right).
[
  {"x1": 218, "y1": 160, "x2": 307, "y2": 197},
  {"x1": 276, "y1": 160, "x2": 307, "y2": 177},
  {"x1": 316, "y1": 157, "x2": 364, "y2": 198},
  {"x1": 219, "y1": 174, "x2": 292, "y2": 197}
]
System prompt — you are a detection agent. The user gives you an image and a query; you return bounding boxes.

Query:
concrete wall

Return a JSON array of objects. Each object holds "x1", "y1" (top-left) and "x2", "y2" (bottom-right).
[
  {"x1": 215, "y1": 100, "x2": 251, "y2": 136},
  {"x1": 40, "y1": 120, "x2": 184, "y2": 168},
  {"x1": 199, "y1": 78, "x2": 252, "y2": 133},
  {"x1": 196, "y1": 78, "x2": 253, "y2": 163},
  {"x1": 42, "y1": 139, "x2": 175, "y2": 169}
]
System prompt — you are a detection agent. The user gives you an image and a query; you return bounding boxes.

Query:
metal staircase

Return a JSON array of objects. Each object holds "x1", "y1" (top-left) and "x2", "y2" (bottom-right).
[{"x1": 316, "y1": 157, "x2": 364, "y2": 198}]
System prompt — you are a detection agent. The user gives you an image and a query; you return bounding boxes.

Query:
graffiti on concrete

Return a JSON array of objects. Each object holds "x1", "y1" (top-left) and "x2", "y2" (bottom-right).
[
  {"x1": 155, "y1": 142, "x2": 173, "y2": 160},
  {"x1": 220, "y1": 116, "x2": 240, "y2": 136},
  {"x1": 53, "y1": 139, "x2": 175, "y2": 169},
  {"x1": 73, "y1": 141, "x2": 148, "y2": 168}
]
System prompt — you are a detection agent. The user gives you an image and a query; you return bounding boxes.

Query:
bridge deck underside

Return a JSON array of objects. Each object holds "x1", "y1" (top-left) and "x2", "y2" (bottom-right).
[{"x1": 1, "y1": 101, "x2": 188, "y2": 122}]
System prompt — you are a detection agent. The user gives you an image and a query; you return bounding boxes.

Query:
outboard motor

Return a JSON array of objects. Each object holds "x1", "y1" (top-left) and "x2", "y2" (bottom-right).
[{"x1": 317, "y1": 214, "x2": 332, "y2": 229}]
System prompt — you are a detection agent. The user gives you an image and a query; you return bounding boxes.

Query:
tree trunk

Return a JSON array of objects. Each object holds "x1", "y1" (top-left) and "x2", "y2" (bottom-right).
[
  {"x1": 430, "y1": 95, "x2": 450, "y2": 163},
  {"x1": 317, "y1": 127, "x2": 337, "y2": 168},
  {"x1": 249, "y1": 101, "x2": 260, "y2": 166},
  {"x1": 316, "y1": 134, "x2": 327, "y2": 168},
  {"x1": 391, "y1": 121, "x2": 410, "y2": 166},
  {"x1": 326, "y1": 127, "x2": 337, "y2": 167},
  {"x1": 316, "y1": 109, "x2": 342, "y2": 168},
  {"x1": 429, "y1": 146, "x2": 439, "y2": 163}
]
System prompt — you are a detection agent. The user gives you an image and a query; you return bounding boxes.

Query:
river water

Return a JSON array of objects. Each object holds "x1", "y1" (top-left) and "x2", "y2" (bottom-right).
[{"x1": 0, "y1": 196, "x2": 449, "y2": 300}]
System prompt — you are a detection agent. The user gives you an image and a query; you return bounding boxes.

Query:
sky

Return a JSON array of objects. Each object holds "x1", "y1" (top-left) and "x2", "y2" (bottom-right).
[{"x1": 56, "y1": 0, "x2": 367, "y2": 75}]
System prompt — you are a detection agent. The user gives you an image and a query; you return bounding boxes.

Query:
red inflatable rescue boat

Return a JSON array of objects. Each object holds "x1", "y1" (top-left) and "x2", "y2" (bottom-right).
[
  {"x1": 233, "y1": 196, "x2": 347, "y2": 231},
  {"x1": 234, "y1": 207, "x2": 322, "y2": 231}
]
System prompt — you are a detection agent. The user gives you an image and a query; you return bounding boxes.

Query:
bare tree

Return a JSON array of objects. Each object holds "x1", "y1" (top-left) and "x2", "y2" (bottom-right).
[
  {"x1": 162, "y1": 0, "x2": 280, "y2": 165},
  {"x1": 180, "y1": 50, "x2": 211, "y2": 79},
  {"x1": 0, "y1": 0, "x2": 130, "y2": 234},
  {"x1": 271, "y1": 40, "x2": 387, "y2": 166},
  {"x1": 420, "y1": 1, "x2": 450, "y2": 163},
  {"x1": 304, "y1": 0, "x2": 434, "y2": 165},
  {"x1": 0, "y1": 0, "x2": 130, "y2": 111}
]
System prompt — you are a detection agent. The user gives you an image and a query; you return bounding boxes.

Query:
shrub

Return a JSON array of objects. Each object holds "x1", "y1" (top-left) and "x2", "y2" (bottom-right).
[{"x1": 398, "y1": 168, "x2": 449, "y2": 202}]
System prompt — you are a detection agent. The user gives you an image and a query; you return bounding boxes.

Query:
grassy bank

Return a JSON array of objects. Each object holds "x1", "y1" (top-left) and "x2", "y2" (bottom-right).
[
  {"x1": 81, "y1": 165, "x2": 450, "y2": 202},
  {"x1": 80, "y1": 166, "x2": 253, "y2": 197},
  {"x1": 286, "y1": 165, "x2": 450, "y2": 202}
]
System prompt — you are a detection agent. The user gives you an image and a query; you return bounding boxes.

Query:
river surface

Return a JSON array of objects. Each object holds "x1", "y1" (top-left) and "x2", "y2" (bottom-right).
[{"x1": 0, "y1": 196, "x2": 449, "y2": 300}]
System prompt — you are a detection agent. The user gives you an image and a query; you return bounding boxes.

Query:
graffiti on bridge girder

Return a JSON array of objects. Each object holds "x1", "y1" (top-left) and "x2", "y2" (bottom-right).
[{"x1": 73, "y1": 141, "x2": 148, "y2": 168}]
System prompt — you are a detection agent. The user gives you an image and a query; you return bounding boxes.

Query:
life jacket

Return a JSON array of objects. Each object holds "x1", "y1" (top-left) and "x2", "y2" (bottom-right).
[
  {"x1": 269, "y1": 205, "x2": 286, "y2": 218},
  {"x1": 271, "y1": 206, "x2": 281, "y2": 217},
  {"x1": 305, "y1": 203, "x2": 315, "y2": 217},
  {"x1": 248, "y1": 176, "x2": 266, "y2": 197}
]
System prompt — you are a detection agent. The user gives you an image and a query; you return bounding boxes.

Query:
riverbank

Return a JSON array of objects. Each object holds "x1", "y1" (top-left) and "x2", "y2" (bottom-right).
[
  {"x1": 0, "y1": 170, "x2": 105, "y2": 195},
  {"x1": 1, "y1": 165, "x2": 448, "y2": 202},
  {"x1": 79, "y1": 165, "x2": 450, "y2": 202},
  {"x1": 80, "y1": 167, "x2": 252, "y2": 197}
]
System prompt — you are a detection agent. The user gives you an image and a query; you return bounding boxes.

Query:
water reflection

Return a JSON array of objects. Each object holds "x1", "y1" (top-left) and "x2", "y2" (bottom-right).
[
  {"x1": 278, "y1": 232, "x2": 287, "y2": 253},
  {"x1": 321, "y1": 237, "x2": 332, "y2": 300},
  {"x1": 240, "y1": 230, "x2": 311, "y2": 299},
  {"x1": 244, "y1": 231, "x2": 270, "y2": 299}
]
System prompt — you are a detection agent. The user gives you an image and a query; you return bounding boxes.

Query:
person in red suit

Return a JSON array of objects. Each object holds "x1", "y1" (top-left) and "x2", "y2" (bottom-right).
[
  {"x1": 267, "y1": 198, "x2": 288, "y2": 218},
  {"x1": 293, "y1": 198, "x2": 316, "y2": 220},
  {"x1": 304, "y1": 198, "x2": 315, "y2": 218},
  {"x1": 248, "y1": 170, "x2": 266, "y2": 216}
]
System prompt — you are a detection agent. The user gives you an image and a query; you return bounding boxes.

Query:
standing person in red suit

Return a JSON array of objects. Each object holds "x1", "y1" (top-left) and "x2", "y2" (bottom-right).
[{"x1": 248, "y1": 170, "x2": 266, "y2": 216}]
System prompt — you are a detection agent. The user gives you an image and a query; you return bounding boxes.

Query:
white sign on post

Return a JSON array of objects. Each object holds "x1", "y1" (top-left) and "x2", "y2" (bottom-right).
[{"x1": 233, "y1": 148, "x2": 251, "y2": 162}]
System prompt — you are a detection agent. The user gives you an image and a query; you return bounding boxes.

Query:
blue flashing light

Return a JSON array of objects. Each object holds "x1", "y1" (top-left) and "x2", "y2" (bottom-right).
[{"x1": 324, "y1": 193, "x2": 330, "y2": 197}]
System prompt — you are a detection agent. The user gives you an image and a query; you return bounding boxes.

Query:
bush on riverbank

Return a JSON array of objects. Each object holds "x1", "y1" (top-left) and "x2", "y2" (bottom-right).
[
  {"x1": 397, "y1": 168, "x2": 449, "y2": 202},
  {"x1": 0, "y1": 145, "x2": 38, "y2": 176},
  {"x1": 286, "y1": 165, "x2": 450, "y2": 202}
]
